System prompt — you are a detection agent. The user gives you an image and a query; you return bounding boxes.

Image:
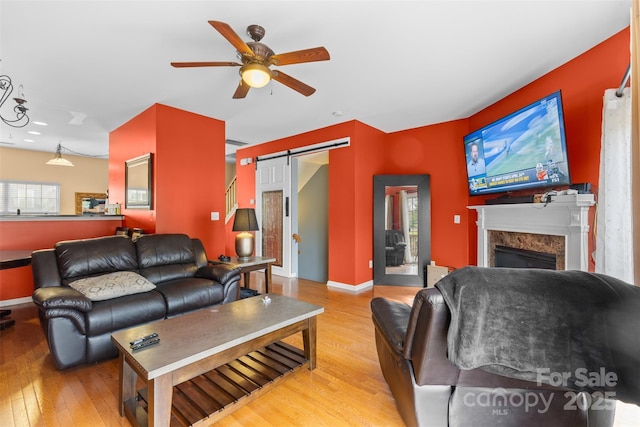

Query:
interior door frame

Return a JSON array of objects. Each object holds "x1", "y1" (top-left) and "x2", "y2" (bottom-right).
[
  {"x1": 255, "y1": 156, "x2": 294, "y2": 278},
  {"x1": 254, "y1": 138, "x2": 350, "y2": 279}
]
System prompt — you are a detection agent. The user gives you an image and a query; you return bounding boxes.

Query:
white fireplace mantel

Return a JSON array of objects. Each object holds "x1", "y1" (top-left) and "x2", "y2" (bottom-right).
[{"x1": 469, "y1": 194, "x2": 596, "y2": 271}]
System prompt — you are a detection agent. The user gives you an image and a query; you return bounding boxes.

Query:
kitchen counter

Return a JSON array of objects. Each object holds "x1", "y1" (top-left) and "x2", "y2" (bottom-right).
[{"x1": 0, "y1": 215, "x2": 124, "y2": 221}]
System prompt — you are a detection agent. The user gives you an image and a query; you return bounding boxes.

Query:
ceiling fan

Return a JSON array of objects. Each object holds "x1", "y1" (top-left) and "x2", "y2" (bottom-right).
[{"x1": 171, "y1": 21, "x2": 330, "y2": 99}]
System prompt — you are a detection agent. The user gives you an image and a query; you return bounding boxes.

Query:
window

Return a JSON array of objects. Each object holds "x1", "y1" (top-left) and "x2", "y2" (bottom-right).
[
  {"x1": 0, "y1": 181, "x2": 60, "y2": 215},
  {"x1": 407, "y1": 191, "x2": 419, "y2": 260}
]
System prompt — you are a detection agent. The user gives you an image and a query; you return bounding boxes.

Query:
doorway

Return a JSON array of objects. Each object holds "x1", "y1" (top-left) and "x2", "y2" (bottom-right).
[
  {"x1": 254, "y1": 138, "x2": 348, "y2": 281},
  {"x1": 255, "y1": 156, "x2": 293, "y2": 278},
  {"x1": 296, "y1": 152, "x2": 329, "y2": 283}
]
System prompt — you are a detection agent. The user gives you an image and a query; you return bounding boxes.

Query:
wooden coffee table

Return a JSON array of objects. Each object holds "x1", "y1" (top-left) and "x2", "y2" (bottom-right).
[{"x1": 111, "y1": 294, "x2": 323, "y2": 427}]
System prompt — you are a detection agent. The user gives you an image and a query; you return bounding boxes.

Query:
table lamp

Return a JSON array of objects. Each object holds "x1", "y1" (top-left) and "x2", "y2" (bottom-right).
[{"x1": 233, "y1": 208, "x2": 259, "y2": 260}]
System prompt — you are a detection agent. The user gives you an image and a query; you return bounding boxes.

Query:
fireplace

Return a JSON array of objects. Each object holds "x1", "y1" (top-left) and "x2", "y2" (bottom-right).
[
  {"x1": 488, "y1": 230, "x2": 565, "y2": 270},
  {"x1": 469, "y1": 194, "x2": 595, "y2": 271},
  {"x1": 494, "y1": 245, "x2": 556, "y2": 270}
]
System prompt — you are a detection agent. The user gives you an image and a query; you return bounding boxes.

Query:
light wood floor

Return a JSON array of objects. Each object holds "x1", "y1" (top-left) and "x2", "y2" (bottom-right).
[
  {"x1": 3, "y1": 275, "x2": 639, "y2": 426},
  {"x1": 0, "y1": 274, "x2": 419, "y2": 427}
]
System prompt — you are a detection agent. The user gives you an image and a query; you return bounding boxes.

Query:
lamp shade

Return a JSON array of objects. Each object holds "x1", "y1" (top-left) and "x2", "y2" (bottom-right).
[
  {"x1": 240, "y1": 63, "x2": 272, "y2": 88},
  {"x1": 233, "y1": 208, "x2": 259, "y2": 232},
  {"x1": 46, "y1": 144, "x2": 74, "y2": 166}
]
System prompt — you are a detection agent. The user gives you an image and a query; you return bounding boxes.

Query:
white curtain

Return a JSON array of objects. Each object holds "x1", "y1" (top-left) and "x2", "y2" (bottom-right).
[
  {"x1": 595, "y1": 88, "x2": 633, "y2": 282},
  {"x1": 398, "y1": 190, "x2": 413, "y2": 263},
  {"x1": 632, "y1": 0, "x2": 640, "y2": 284},
  {"x1": 385, "y1": 195, "x2": 393, "y2": 230}
]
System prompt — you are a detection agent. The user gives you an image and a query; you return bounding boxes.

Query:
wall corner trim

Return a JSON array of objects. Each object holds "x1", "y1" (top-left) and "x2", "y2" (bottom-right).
[
  {"x1": 0, "y1": 296, "x2": 33, "y2": 308},
  {"x1": 327, "y1": 280, "x2": 373, "y2": 293}
]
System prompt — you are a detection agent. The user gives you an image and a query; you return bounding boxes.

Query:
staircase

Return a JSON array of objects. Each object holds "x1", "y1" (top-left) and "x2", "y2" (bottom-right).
[{"x1": 225, "y1": 176, "x2": 237, "y2": 223}]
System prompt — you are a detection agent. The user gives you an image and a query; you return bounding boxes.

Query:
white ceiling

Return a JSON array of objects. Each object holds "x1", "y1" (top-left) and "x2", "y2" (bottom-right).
[{"x1": 0, "y1": 0, "x2": 632, "y2": 160}]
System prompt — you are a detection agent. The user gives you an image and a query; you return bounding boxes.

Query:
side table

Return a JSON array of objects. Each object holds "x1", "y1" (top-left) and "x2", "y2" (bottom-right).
[{"x1": 212, "y1": 256, "x2": 276, "y2": 293}]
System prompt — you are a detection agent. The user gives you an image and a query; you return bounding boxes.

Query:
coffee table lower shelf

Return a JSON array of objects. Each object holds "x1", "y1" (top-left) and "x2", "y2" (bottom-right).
[{"x1": 124, "y1": 341, "x2": 307, "y2": 427}]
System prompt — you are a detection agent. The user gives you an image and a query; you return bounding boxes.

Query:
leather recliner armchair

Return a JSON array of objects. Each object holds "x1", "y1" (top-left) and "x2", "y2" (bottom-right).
[
  {"x1": 371, "y1": 287, "x2": 616, "y2": 427},
  {"x1": 385, "y1": 229, "x2": 407, "y2": 266}
]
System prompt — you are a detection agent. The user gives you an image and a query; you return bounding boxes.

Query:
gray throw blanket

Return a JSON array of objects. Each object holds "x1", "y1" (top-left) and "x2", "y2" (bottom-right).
[{"x1": 435, "y1": 266, "x2": 640, "y2": 404}]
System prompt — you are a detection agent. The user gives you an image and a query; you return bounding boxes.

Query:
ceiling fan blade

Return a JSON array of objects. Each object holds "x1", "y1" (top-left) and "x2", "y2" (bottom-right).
[
  {"x1": 270, "y1": 47, "x2": 330, "y2": 66},
  {"x1": 171, "y1": 61, "x2": 241, "y2": 68},
  {"x1": 272, "y1": 71, "x2": 316, "y2": 96},
  {"x1": 208, "y1": 21, "x2": 254, "y2": 56},
  {"x1": 232, "y1": 80, "x2": 251, "y2": 99}
]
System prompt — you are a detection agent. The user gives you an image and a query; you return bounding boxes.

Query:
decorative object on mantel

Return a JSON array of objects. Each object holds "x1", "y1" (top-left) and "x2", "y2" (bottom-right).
[
  {"x1": 46, "y1": 143, "x2": 74, "y2": 166},
  {"x1": 171, "y1": 21, "x2": 330, "y2": 99},
  {"x1": 233, "y1": 208, "x2": 259, "y2": 260},
  {"x1": 0, "y1": 74, "x2": 29, "y2": 128}
]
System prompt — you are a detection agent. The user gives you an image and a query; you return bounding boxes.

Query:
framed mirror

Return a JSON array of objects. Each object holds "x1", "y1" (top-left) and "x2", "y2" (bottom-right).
[
  {"x1": 373, "y1": 174, "x2": 431, "y2": 286},
  {"x1": 125, "y1": 153, "x2": 153, "y2": 209}
]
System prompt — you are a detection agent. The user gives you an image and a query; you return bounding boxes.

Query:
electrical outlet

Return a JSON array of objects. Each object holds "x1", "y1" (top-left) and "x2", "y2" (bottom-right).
[
  {"x1": 210, "y1": 212, "x2": 219, "y2": 221},
  {"x1": 454, "y1": 214, "x2": 461, "y2": 224}
]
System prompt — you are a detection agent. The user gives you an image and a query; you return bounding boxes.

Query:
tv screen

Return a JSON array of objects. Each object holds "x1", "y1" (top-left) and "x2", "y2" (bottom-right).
[{"x1": 463, "y1": 91, "x2": 571, "y2": 196}]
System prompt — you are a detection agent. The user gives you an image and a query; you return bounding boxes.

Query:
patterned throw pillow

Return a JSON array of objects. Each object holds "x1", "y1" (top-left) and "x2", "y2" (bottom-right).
[{"x1": 68, "y1": 271, "x2": 156, "y2": 301}]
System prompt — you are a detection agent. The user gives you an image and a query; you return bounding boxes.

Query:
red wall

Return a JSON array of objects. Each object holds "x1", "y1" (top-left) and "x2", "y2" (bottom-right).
[
  {"x1": 352, "y1": 123, "x2": 387, "y2": 284},
  {"x1": 109, "y1": 105, "x2": 157, "y2": 234},
  {"x1": 109, "y1": 104, "x2": 227, "y2": 257},
  {"x1": 3, "y1": 27, "x2": 627, "y2": 302},
  {"x1": 235, "y1": 121, "x2": 387, "y2": 286},
  {"x1": 465, "y1": 27, "x2": 630, "y2": 269},
  {"x1": 385, "y1": 120, "x2": 470, "y2": 268},
  {"x1": 235, "y1": 27, "x2": 630, "y2": 282},
  {"x1": 0, "y1": 218, "x2": 123, "y2": 301}
]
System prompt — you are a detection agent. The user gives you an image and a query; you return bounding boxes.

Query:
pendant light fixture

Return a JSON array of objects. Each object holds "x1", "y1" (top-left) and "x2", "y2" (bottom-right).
[
  {"x1": 46, "y1": 143, "x2": 74, "y2": 166},
  {"x1": 0, "y1": 74, "x2": 29, "y2": 128}
]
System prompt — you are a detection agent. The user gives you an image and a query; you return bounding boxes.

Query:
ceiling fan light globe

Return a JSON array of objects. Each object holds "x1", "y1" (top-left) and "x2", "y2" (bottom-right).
[{"x1": 240, "y1": 63, "x2": 271, "y2": 88}]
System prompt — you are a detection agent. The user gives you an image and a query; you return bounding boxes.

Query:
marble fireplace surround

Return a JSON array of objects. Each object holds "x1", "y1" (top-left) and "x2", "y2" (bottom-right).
[
  {"x1": 489, "y1": 231, "x2": 565, "y2": 270},
  {"x1": 469, "y1": 195, "x2": 596, "y2": 271}
]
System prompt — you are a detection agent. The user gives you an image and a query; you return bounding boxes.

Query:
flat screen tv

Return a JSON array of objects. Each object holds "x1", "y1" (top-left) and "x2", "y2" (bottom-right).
[{"x1": 463, "y1": 90, "x2": 571, "y2": 196}]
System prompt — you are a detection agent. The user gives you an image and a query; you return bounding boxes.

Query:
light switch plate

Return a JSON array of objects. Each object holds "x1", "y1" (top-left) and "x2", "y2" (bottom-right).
[{"x1": 211, "y1": 212, "x2": 219, "y2": 221}]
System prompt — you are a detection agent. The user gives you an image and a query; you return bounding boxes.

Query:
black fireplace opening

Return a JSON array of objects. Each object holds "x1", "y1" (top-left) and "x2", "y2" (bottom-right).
[{"x1": 494, "y1": 245, "x2": 557, "y2": 270}]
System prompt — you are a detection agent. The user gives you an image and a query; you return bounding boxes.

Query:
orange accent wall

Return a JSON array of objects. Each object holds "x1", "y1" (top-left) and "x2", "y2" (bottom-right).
[
  {"x1": 385, "y1": 120, "x2": 470, "y2": 269},
  {"x1": 235, "y1": 121, "x2": 386, "y2": 286},
  {"x1": 465, "y1": 27, "x2": 630, "y2": 269},
  {"x1": 352, "y1": 123, "x2": 387, "y2": 284},
  {"x1": 0, "y1": 218, "x2": 123, "y2": 301},
  {"x1": 235, "y1": 28, "x2": 629, "y2": 282},
  {"x1": 109, "y1": 104, "x2": 226, "y2": 257},
  {"x1": 109, "y1": 104, "x2": 157, "y2": 234},
  {"x1": 4, "y1": 27, "x2": 624, "y2": 301}
]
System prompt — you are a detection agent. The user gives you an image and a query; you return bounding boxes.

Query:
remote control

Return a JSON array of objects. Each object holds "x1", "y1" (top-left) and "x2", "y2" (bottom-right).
[
  {"x1": 131, "y1": 338, "x2": 160, "y2": 351},
  {"x1": 130, "y1": 332, "x2": 159, "y2": 347}
]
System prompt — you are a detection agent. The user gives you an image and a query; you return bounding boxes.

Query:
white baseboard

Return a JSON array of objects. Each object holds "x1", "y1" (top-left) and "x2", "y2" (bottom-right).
[
  {"x1": 326, "y1": 280, "x2": 373, "y2": 293},
  {"x1": 0, "y1": 296, "x2": 33, "y2": 308}
]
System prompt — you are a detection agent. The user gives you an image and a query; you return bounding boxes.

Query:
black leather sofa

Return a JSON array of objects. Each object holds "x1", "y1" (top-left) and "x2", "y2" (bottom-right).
[
  {"x1": 371, "y1": 269, "x2": 623, "y2": 427},
  {"x1": 31, "y1": 233, "x2": 241, "y2": 370}
]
